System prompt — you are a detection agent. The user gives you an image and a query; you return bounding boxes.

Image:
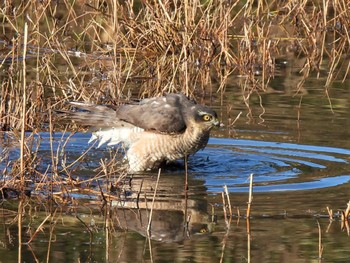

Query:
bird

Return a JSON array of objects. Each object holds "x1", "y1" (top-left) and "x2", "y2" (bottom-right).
[{"x1": 59, "y1": 93, "x2": 220, "y2": 172}]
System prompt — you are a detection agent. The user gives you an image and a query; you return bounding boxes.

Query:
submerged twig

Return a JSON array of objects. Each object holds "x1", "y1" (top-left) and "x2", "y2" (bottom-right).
[{"x1": 26, "y1": 214, "x2": 51, "y2": 244}]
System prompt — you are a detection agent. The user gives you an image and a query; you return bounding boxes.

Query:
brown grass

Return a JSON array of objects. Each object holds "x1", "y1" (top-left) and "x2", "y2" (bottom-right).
[{"x1": 1, "y1": 0, "x2": 349, "y2": 128}]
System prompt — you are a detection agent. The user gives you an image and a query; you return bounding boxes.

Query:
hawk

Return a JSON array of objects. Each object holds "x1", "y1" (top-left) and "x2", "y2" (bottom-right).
[{"x1": 61, "y1": 93, "x2": 220, "y2": 172}]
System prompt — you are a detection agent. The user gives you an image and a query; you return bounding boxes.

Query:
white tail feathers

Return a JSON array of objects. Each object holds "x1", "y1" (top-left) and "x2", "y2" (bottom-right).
[{"x1": 89, "y1": 127, "x2": 144, "y2": 148}]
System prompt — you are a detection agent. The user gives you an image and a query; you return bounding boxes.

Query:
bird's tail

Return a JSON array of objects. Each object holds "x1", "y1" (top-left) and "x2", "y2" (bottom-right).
[
  {"x1": 55, "y1": 101, "x2": 140, "y2": 148},
  {"x1": 55, "y1": 101, "x2": 119, "y2": 127}
]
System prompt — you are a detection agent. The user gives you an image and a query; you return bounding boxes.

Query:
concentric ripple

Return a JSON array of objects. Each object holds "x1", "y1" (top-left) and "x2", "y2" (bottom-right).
[
  {"x1": 1, "y1": 133, "x2": 350, "y2": 193},
  {"x1": 191, "y1": 138, "x2": 350, "y2": 193}
]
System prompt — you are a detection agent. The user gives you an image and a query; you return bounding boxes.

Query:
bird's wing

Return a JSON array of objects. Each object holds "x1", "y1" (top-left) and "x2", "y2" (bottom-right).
[
  {"x1": 55, "y1": 94, "x2": 195, "y2": 147},
  {"x1": 115, "y1": 93, "x2": 195, "y2": 134}
]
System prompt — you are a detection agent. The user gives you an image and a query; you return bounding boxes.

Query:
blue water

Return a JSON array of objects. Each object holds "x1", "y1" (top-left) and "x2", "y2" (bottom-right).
[
  {"x1": 192, "y1": 137, "x2": 350, "y2": 192},
  {"x1": 2, "y1": 132, "x2": 350, "y2": 194}
]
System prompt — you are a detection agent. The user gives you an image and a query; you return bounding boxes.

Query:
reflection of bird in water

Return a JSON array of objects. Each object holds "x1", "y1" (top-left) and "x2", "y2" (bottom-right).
[
  {"x1": 111, "y1": 173, "x2": 213, "y2": 243},
  {"x1": 60, "y1": 93, "x2": 220, "y2": 172}
]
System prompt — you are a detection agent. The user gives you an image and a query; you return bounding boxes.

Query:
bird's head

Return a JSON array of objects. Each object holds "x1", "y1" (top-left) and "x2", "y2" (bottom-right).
[{"x1": 191, "y1": 105, "x2": 221, "y2": 130}]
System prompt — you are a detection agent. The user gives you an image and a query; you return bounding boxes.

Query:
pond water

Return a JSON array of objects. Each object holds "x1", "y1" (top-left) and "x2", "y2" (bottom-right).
[{"x1": 1, "y1": 77, "x2": 350, "y2": 262}]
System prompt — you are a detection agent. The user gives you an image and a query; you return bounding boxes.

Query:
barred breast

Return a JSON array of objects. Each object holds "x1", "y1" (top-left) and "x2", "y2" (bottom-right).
[{"x1": 127, "y1": 127, "x2": 210, "y2": 172}]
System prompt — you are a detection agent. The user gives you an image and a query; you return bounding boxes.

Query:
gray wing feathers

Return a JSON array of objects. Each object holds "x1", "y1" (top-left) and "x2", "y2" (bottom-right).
[
  {"x1": 56, "y1": 93, "x2": 195, "y2": 148},
  {"x1": 115, "y1": 93, "x2": 193, "y2": 133}
]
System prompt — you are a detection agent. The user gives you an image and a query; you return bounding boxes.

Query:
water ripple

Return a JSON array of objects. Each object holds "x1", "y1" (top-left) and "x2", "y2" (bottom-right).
[
  {"x1": 2, "y1": 133, "x2": 350, "y2": 193},
  {"x1": 191, "y1": 138, "x2": 350, "y2": 193}
]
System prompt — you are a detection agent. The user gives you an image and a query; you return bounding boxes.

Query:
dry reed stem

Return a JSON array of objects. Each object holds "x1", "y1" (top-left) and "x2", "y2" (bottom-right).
[
  {"x1": 223, "y1": 185, "x2": 232, "y2": 226},
  {"x1": 19, "y1": 22, "x2": 28, "y2": 190},
  {"x1": 326, "y1": 206, "x2": 333, "y2": 220},
  {"x1": 17, "y1": 199, "x2": 24, "y2": 263},
  {"x1": 247, "y1": 173, "x2": 254, "y2": 218},
  {"x1": 317, "y1": 220, "x2": 323, "y2": 261},
  {"x1": 183, "y1": 154, "x2": 190, "y2": 235},
  {"x1": 46, "y1": 214, "x2": 57, "y2": 263},
  {"x1": 221, "y1": 191, "x2": 228, "y2": 226},
  {"x1": 219, "y1": 228, "x2": 230, "y2": 263},
  {"x1": 246, "y1": 216, "x2": 251, "y2": 262},
  {"x1": 147, "y1": 235, "x2": 154, "y2": 263},
  {"x1": 344, "y1": 200, "x2": 350, "y2": 219},
  {"x1": 341, "y1": 218, "x2": 350, "y2": 236}
]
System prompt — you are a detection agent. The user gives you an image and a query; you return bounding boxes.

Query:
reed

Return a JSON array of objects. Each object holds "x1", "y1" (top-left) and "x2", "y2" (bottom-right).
[
  {"x1": 317, "y1": 220, "x2": 323, "y2": 261},
  {"x1": 1, "y1": 0, "x2": 349, "y2": 127},
  {"x1": 246, "y1": 173, "x2": 253, "y2": 218}
]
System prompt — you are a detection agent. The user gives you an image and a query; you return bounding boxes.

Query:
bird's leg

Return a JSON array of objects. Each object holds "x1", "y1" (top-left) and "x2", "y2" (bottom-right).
[{"x1": 184, "y1": 154, "x2": 189, "y2": 191}]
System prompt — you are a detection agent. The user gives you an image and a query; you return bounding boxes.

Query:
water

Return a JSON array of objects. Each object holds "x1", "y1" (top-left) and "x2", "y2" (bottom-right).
[
  {"x1": 199, "y1": 138, "x2": 350, "y2": 192},
  {"x1": 1, "y1": 83, "x2": 350, "y2": 262}
]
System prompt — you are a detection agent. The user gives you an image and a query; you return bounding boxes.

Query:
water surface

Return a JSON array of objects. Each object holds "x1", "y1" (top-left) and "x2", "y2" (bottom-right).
[{"x1": 1, "y1": 81, "x2": 350, "y2": 262}]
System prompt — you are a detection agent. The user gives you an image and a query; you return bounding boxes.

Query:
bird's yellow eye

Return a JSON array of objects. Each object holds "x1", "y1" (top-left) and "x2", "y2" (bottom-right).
[{"x1": 203, "y1": 114, "x2": 212, "y2": 121}]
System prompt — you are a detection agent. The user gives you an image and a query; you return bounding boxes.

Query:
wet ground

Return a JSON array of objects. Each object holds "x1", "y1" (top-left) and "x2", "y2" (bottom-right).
[{"x1": 1, "y1": 76, "x2": 350, "y2": 262}]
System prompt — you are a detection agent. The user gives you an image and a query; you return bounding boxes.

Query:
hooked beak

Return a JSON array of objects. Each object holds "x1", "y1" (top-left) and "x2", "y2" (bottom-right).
[{"x1": 213, "y1": 118, "x2": 222, "y2": 127}]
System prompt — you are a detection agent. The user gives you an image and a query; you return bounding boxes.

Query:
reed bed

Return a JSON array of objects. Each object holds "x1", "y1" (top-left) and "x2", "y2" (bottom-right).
[{"x1": 0, "y1": 0, "x2": 349, "y2": 199}]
